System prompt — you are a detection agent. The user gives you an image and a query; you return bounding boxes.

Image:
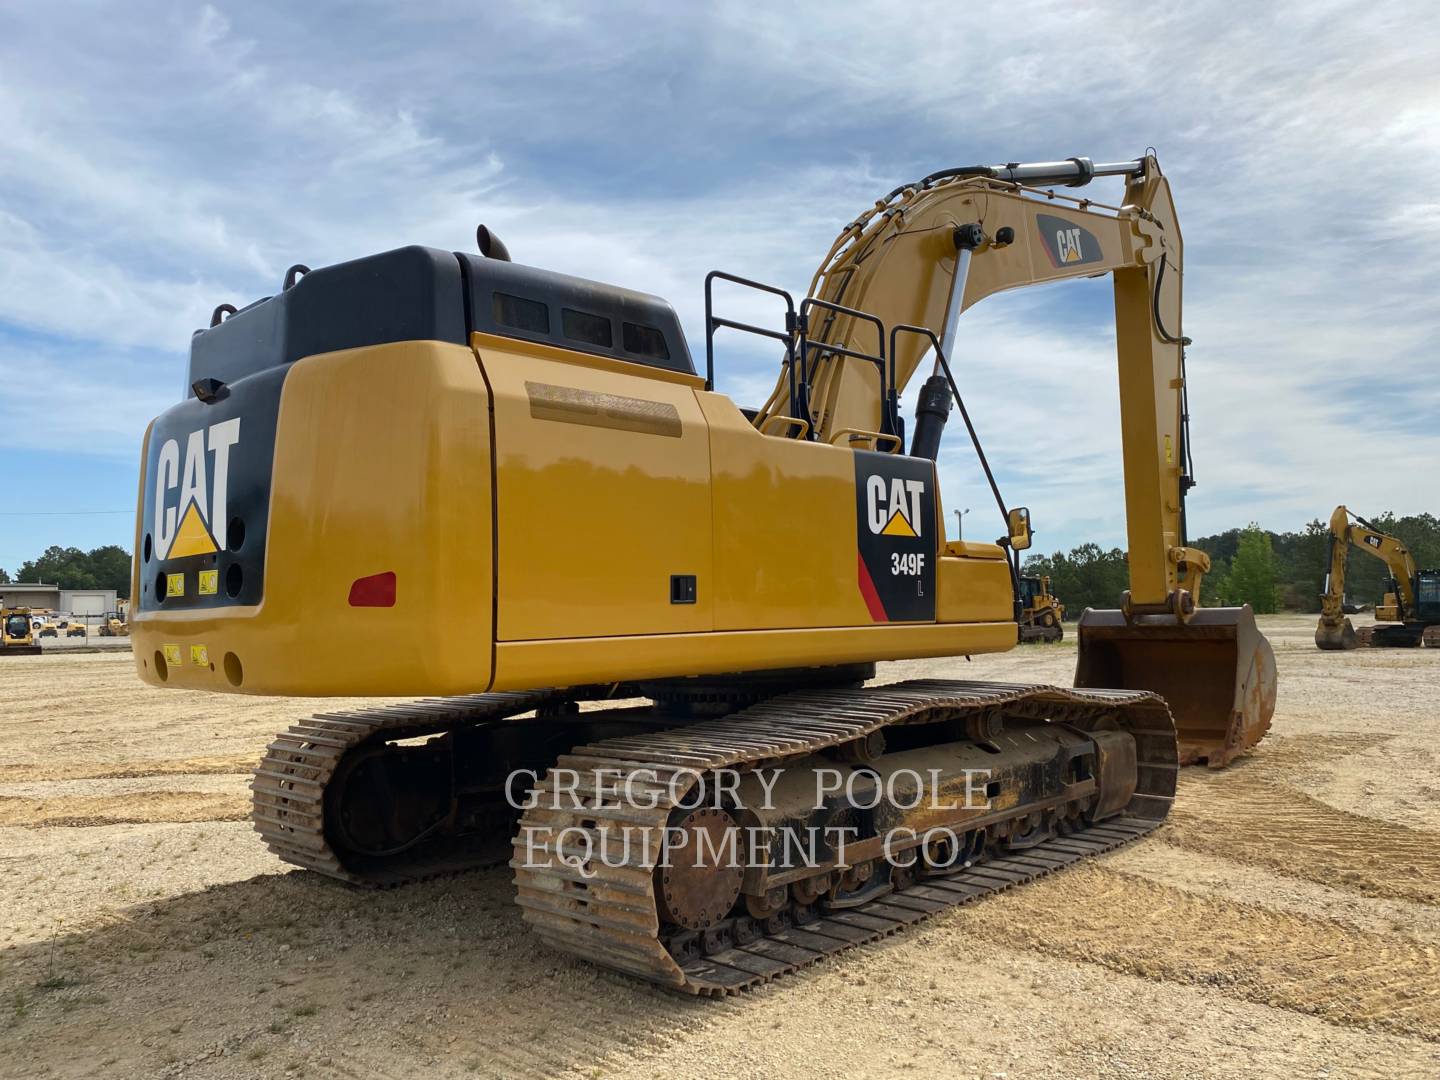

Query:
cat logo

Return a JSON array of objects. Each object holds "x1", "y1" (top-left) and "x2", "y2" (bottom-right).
[
  {"x1": 1364, "y1": 535, "x2": 1382, "y2": 549},
  {"x1": 1037, "y1": 213, "x2": 1102, "y2": 268},
  {"x1": 866, "y1": 475, "x2": 925, "y2": 538},
  {"x1": 152, "y1": 418, "x2": 241, "y2": 561},
  {"x1": 1056, "y1": 227, "x2": 1084, "y2": 262}
]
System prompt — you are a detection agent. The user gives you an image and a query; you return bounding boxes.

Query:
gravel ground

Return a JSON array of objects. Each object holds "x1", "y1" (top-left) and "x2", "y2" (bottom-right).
[{"x1": 1, "y1": 614, "x2": 1437, "y2": 1079}]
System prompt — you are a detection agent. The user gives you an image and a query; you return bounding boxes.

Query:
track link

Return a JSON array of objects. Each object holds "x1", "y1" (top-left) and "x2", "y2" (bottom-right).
[
  {"x1": 512, "y1": 679, "x2": 1177, "y2": 994},
  {"x1": 252, "y1": 690, "x2": 559, "y2": 886}
]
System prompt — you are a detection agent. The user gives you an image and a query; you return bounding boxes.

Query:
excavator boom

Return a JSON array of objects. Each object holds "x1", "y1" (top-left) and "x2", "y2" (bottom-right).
[{"x1": 758, "y1": 153, "x2": 1274, "y2": 766}]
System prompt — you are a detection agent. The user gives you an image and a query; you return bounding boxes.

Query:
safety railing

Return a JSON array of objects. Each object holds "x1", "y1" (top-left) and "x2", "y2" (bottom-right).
[
  {"x1": 704, "y1": 271, "x2": 810, "y2": 439},
  {"x1": 799, "y1": 297, "x2": 898, "y2": 443}
]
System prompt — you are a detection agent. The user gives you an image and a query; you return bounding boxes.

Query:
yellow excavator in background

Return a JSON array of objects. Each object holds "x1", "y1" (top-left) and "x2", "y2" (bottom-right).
[
  {"x1": 1018, "y1": 575, "x2": 1064, "y2": 643},
  {"x1": 1316, "y1": 506, "x2": 1440, "y2": 649},
  {"x1": 1, "y1": 605, "x2": 42, "y2": 656},
  {"x1": 131, "y1": 152, "x2": 1274, "y2": 994}
]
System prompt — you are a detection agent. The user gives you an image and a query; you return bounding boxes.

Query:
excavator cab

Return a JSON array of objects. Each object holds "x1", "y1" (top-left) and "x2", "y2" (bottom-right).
[
  {"x1": 1416, "y1": 570, "x2": 1440, "y2": 620},
  {"x1": 1076, "y1": 606, "x2": 1275, "y2": 767}
]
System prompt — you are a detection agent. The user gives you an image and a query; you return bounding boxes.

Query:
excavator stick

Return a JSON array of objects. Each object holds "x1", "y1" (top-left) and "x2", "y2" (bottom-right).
[
  {"x1": 1075, "y1": 605, "x2": 1275, "y2": 768},
  {"x1": 1315, "y1": 616, "x2": 1360, "y2": 651}
]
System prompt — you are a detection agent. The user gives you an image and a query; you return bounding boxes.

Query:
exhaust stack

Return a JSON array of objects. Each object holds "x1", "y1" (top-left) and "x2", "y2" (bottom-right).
[{"x1": 476, "y1": 225, "x2": 511, "y2": 261}]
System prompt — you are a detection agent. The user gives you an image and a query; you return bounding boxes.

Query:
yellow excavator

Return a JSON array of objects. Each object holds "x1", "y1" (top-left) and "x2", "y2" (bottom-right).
[
  {"x1": 131, "y1": 152, "x2": 1274, "y2": 994},
  {"x1": 1316, "y1": 506, "x2": 1440, "y2": 649},
  {"x1": 1, "y1": 605, "x2": 42, "y2": 656},
  {"x1": 1017, "y1": 575, "x2": 1065, "y2": 643}
]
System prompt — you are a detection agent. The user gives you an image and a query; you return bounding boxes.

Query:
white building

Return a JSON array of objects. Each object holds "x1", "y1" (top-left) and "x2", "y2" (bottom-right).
[{"x1": 0, "y1": 582, "x2": 120, "y2": 619}]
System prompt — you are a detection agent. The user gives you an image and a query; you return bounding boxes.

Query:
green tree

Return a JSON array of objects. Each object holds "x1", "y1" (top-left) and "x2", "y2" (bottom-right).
[
  {"x1": 1225, "y1": 525, "x2": 1279, "y2": 614},
  {"x1": 1023, "y1": 543, "x2": 1130, "y2": 617},
  {"x1": 1285, "y1": 519, "x2": 1331, "y2": 612},
  {"x1": 14, "y1": 545, "x2": 132, "y2": 599},
  {"x1": 86, "y1": 546, "x2": 133, "y2": 597},
  {"x1": 0, "y1": 567, "x2": 10, "y2": 584}
]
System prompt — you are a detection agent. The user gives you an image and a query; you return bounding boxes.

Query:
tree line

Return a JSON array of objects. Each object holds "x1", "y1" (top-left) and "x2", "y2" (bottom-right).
[
  {"x1": 0, "y1": 545, "x2": 133, "y2": 599},
  {"x1": 1023, "y1": 511, "x2": 1440, "y2": 617}
]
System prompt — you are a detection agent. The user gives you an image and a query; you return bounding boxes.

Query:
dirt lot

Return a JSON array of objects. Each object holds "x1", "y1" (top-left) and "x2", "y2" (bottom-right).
[{"x1": 2, "y1": 614, "x2": 1437, "y2": 1079}]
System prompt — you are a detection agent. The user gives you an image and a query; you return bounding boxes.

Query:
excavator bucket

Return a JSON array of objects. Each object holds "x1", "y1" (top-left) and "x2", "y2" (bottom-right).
[
  {"x1": 1315, "y1": 616, "x2": 1360, "y2": 650},
  {"x1": 1075, "y1": 605, "x2": 1276, "y2": 768}
]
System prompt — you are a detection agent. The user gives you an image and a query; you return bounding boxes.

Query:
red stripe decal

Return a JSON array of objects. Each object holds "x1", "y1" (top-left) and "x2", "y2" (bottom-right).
[{"x1": 857, "y1": 553, "x2": 889, "y2": 622}]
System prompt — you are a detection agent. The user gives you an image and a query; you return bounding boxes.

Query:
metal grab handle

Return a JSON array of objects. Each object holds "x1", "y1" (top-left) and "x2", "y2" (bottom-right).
[
  {"x1": 800, "y1": 296, "x2": 898, "y2": 440},
  {"x1": 829, "y1": 427, "x2": 902, "y2": 451},
  {"x1": 704, "y1": 270, "x2": 811, "y2": 439},
  {"x1": 760, "y1": 415, "x2": 811, "y2": 439},
  {"x1": 283, "y1": 264, "x2": 311, "y2": 291}
]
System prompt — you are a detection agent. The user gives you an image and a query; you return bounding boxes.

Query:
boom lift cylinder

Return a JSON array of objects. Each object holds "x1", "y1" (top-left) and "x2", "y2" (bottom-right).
[{"x1": 909, "y1": 375, "x2": 952, "y2": 460}]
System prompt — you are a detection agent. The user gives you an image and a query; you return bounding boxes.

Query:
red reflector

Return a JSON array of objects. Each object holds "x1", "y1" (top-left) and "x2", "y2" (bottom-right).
[{"x1": 348, "y1": 571, "x2": 396, "y2": 608}]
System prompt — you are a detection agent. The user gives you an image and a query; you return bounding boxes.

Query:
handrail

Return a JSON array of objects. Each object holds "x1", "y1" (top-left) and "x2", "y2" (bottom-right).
[
  {"x1": 828, "y1": 428, "x2": 902, "y2": 451},
  {"x1": 704, "y1": 270, "x2": 810, "y2": 439},
  {"x1": 759, "y1": 415, "x2": 811, "y2": 439},
  {"x1": 800, "y1": 296, "x2": 896, "y2": 439}
]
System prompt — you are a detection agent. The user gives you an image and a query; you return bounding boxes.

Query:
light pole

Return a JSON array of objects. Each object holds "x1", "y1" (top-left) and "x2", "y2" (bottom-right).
[{"x1": 954, "y1": 507, "x2": 970, "y2": 541}]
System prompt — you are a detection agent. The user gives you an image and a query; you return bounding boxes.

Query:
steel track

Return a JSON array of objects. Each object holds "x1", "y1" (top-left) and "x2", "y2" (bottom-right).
[
  {"x1": 512, "y1": 679, "x2": 1177, "y2": 994},
  {"x1": 251, "y1": 690, "x2": 560, "y2": 886}
]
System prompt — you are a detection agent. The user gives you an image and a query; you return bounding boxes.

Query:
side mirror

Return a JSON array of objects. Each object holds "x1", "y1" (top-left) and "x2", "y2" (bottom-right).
[{"x1": 1007, "y1": 507, "x2": 1033, "y2": 551}]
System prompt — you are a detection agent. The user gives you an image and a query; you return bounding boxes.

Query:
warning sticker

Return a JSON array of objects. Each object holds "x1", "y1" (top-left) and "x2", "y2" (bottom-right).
[
  {"x1": 191, "y1": 644, "x2": 210, "y2": 667},
  {"x1": 166, "y1": 573, "x2": 185, "y2": 598},
  {"x1": 162, "y1": 644, "x2": 182, "y2": 666},
  {"x1": 198, "y1": 569, "x2": 218, "y2": 596}
]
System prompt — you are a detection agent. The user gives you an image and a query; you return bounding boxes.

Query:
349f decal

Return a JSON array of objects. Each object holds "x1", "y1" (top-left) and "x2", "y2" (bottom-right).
[{"x1": 853, "y1": 451, "x2": 936, "y2": 622}]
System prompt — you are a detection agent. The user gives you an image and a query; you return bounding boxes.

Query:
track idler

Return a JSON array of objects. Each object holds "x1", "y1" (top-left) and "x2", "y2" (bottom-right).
[{"x1": 1076, "y1": 604, "x2": 1276, "y2": 768}]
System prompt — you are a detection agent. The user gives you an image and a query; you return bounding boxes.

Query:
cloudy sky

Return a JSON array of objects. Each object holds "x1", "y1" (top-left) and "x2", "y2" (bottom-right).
[{"x1": 2, "y1": 1, "x2": 1437, "y2": 573}]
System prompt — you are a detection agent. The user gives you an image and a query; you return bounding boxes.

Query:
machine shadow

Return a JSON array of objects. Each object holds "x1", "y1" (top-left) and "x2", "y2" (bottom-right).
[{"x1": 0, "y1": 862, "x2": 758, "y2": 1075}]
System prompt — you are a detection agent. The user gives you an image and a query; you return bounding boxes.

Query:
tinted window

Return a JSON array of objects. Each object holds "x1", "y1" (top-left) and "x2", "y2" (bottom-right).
[
  {"x1": 622, "y1": 321, "x2": 670, "y2": 361},
  {"x1": 1420, "y1": 573, "x2": 1440, "y2": 605},
  {"x1": 561, "y1": 308, "x2": 613, "y2": 348},
  {"x1": 493, "y1": 292, "x2": 550, "y2": 333}
]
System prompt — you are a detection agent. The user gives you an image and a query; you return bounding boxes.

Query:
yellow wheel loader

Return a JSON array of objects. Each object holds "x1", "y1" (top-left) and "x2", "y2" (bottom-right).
[
  {"x1": 1316, "y1": 506, "x2": 1440, "y2": 649},
  {"x1": 1017, "y1": 575, "x2": 1064, "y2": 643},
  {"x1": 131, "y1": 153, "x2": 1274, "y2": 993},
  {"x1": 1, "y1": 606, "x2": 42, "y2": 656},
  {"x1": 99, "y1": 612, "x2": 130, "y2": 637}
]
